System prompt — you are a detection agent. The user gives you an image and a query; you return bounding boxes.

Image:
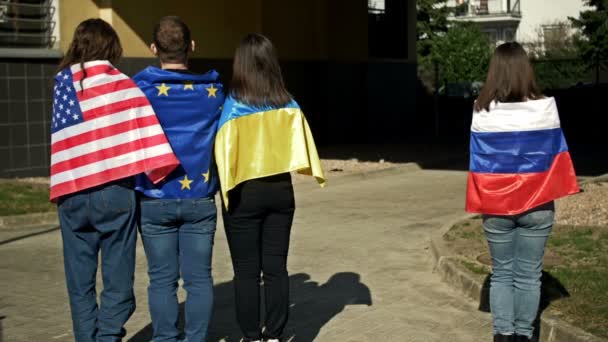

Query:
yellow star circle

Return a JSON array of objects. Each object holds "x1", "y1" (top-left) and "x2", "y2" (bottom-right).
[
  {"x1": 206, "y1": 84, "x2": 218, "y2": 98},
  {"x1": 156, "y1": 83, "x2": 171, "y2": 96},
  {"x1": 183, "y1": 81, "x2": 195, "y2": 90},
  {"x1": 178, "y1": 174, "x2": 193, "y2": 190}
]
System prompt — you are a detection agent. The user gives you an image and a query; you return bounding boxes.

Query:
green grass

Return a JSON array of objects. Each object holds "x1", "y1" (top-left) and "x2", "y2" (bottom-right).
[
  {"x1": 0, "y1": 183, "x2": 54, "y2": 216},
  {"x1": 459, "y1": 259, "x2": 490, "y2": 275},
  {"x1": 447, "y1": 219, "x2": 608, "y2": 338},
  {"x1": 545, "y1": 226, "x2": 608, "y2": 337}
]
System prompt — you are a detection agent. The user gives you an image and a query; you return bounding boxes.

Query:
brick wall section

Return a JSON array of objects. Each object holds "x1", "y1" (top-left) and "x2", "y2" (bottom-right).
[{"x1": 0, "y1": 60, "x2": 58, "y2": 177}]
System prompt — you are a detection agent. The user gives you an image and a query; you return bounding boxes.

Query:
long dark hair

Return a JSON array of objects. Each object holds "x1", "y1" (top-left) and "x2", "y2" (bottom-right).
[
  {"x1": 230, "y1": 33, "x2": 292, "y2": 107},
  {"x1": 57, "y1": 18, "x2": 122, "y2": 90},
  {"x1": 475, "y1": 42, "x2": 542, "y2": 112}
]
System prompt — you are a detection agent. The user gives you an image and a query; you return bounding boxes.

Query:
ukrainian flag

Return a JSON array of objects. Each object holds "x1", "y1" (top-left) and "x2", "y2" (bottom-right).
[{"x1": 215, "y1": 96, "x2": 326, "y2": 208}]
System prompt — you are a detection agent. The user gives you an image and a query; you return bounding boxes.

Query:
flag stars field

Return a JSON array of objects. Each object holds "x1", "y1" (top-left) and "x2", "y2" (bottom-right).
[
  {"x1": 206, "y1": 84, "x2": 218, "y2": 98},
  {"x1": 179, "y1": 174, "x2": 193, "y2": 190},
  {"x1": 156, "y1": 83, "x2": 171, "y2": 96},
  {"x1": 183, "y1": 81, "x2": 195, "y2": 90}
]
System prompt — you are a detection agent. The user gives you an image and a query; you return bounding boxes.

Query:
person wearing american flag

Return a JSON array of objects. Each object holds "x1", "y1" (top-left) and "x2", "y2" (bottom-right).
[
  {"x1": 131, "y1": 17, "x2": 224, "y2": 342},
  {"x1": 51, "y1": 19, "x2": 180, "y2": 342}
]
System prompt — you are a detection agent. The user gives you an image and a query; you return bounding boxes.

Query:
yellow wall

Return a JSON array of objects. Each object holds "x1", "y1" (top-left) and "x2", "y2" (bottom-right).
[
  {"x1": 59, "y1": 0, "x2": 367, "y2": 61},
  {"x1": 58, "y1": 0, "x2": 100, "y2": 52},
  {"x1": 109, "y1": 0, "x2": 263, "y2": 59}
]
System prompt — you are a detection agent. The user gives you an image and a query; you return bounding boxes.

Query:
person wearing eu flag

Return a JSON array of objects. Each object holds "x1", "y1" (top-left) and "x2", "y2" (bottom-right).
[
  {"x1": 215, "y1": 34, "x2": 325, "y2": 342},
  {"x1": 132, "y1": 16, "x2": 224, "y2": 342},
  {"x1": 466, "y1": 42, "x2": 579, "y2": 342}
]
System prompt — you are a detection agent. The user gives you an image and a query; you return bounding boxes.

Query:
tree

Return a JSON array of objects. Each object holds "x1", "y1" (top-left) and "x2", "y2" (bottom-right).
[
  {"x1": 417, "y1": 0, "x2": 451, "y2": 58},
  {"x1": 569, "y1": 0, "x2": 608, "y2": 83},
  {"x1": 416, "y1": 2, "x2": 492, "y2": 92},
  {"x1": 523, "y1": 21, "x2": 586, "y2": 90},
  {"x1": 430, "y1": 22, "x2": 493, "y2": 84}
]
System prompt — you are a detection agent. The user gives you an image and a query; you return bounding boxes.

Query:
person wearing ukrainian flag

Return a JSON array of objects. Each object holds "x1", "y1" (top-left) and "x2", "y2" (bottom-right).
[
  {"x1": 132, "y1": 16, "x2": 224, "y2": 342},
  {"x1": 466, "y1": 42, "x2": 579, "y2": 342},
  {"x1": 215, "y1": 33, "x2": 325, "y2": 342}
]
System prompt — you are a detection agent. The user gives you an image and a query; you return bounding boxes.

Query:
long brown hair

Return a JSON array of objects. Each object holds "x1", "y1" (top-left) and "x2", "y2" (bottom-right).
[
  {"x1": 475, "y1": 42, "x2": 542, "y2": 112},
  {"x1": 230, "y1": 33, "x2": 292, "y2": 107},
  {"x1": 57, "y1": 18, "x2": 122, "y2": 90}
]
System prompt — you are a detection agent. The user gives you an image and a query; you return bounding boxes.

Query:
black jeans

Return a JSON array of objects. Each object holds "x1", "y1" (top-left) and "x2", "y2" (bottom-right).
[{"x1": 222, "y1": 173, "x2": 295, "y2": 340}]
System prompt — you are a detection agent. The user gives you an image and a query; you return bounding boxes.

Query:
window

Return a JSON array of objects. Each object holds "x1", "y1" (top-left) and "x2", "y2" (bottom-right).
[
  {"x1": 368, "y1": 0, "x2": 385, "y2": 14},
  {"x1": 0, "y1": 0, "x2": 56, "y2": 48},
  {"x1": 543, "y1": 25, "x2": 563, "y2": 45},
  {"x1": 505, "y1": 28, "x2": 515, "y2": 42},
  {"x1": 477, "y1": 0, "x2": 489, "y2": 14}
]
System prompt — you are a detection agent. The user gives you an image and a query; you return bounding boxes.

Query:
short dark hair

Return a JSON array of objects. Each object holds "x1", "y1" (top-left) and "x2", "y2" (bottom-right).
[
  {"x1": 152, "y1": 16, "x2": 191, "y2": 64},
  {"x1": 230, "y1": 33, "x2": 292, "y2": 108},
  {"x1": 475, "y1": 42, "x2": 542, "y2": 112}
]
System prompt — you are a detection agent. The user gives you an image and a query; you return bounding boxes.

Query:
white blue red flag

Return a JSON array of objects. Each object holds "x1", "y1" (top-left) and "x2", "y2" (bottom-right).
[
  {"x1": 466, "y1": 97, "x2": 579, "y2": 215},
  {"x1": 50, "y1": 60, "x2": 180, "y2": 201}
]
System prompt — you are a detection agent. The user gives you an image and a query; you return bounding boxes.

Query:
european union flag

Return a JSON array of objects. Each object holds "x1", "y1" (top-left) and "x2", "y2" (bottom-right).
[{"x1": 133, "y1": 67, "x2": 224, "y2": 199}]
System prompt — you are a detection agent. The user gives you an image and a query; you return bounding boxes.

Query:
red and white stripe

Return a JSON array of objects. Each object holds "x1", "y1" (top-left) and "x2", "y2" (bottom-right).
[{"x1": 50, "y1": 60, "x2": 179, "y2": 201}]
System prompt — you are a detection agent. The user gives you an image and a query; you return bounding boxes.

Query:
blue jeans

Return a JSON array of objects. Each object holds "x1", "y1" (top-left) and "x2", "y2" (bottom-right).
[
  {"x1": 58, "y1": 182, "x2": 137, "y2": 342},
  {"x1": 140, "y1": 197, "x2": 217, "y2": 342},
  {"x1": 483, "y1": 202, "x2": 554, "y2": 338}
]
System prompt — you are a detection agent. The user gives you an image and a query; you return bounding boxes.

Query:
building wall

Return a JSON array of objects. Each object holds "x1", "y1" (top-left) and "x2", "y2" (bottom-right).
[
  {"x1": 58, "y1": 0, "x2": 368, "y2": 61},
  {"x1": 0, "y1": 59, "x2": 58, "y2": 177},
  {"x1": 517, "y1": 0, "x2": 588, "y2": 42},
  {"x1": 1, "y1": 0, "x2": 417, "y2": 177},
  {"x1": 59, "y1": 0, "x2": 264, "y2": 59}
]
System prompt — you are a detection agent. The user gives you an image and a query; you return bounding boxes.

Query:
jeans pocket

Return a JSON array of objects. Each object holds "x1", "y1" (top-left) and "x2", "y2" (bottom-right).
[
  {"x1": 523, "y1": 209, "x2": 555, "y2": 228},
  {"x1": 57, "y1": 195, "x2": 75, "y2": 211},
  {"x1": 189, "y1": 199, "x2": 217, "y2": 234},
  {"x1": 193, "y1": 197, "x2": 215, "y2": 205},
  {"x1": 99, "y1": 185, "x2": 134, "y2": 213}
]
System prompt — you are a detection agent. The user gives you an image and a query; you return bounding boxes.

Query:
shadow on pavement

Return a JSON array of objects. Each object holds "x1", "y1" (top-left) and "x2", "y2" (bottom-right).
[
  {"x1": 478, "y1": 271, "x2": 570, "y2": 342},
  {"x1": 128, "y1": 272, "x2": 372, "y2": 342}
]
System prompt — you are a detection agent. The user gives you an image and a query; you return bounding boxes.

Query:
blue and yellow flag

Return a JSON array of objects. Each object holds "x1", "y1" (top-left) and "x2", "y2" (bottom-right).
[
  {"x1": 133, "y1": 67, "x2": 224, "y2": 199},
  {"x1": 215, "y1": 96, "x2": 326, "y2": 208}
]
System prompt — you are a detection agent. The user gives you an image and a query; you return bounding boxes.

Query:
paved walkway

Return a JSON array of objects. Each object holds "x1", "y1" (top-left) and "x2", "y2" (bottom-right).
[{"x1": 0, "y1": 169, "x2": 492, "y2": 341}]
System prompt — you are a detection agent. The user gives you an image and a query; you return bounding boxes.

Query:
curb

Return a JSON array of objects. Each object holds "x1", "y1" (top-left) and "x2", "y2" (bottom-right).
[
  {"x1": 0, "y1": 211, "x2": 58, "y2": 229},
  {"x1": 580, "y1": 173, "x2": 608, "y2": 185},
  {"x1": 430, "y1": 215, "x2": 607, "y2": 342}
]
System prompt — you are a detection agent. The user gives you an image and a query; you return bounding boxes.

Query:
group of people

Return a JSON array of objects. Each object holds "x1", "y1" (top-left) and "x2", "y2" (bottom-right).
[
  {"x1": 52, "y1": 17, "x2": 324, "y2": 342},
  {"x1": 51, "y1": 15, "x2": 579, "y2": 342}
]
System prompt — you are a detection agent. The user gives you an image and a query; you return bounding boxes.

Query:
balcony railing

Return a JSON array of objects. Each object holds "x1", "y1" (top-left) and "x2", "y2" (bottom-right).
[
  {"x1": 0, "y1": 0, "x2": 56, "y2": 48},
  {"x1": 454, "y1": 0, "x2": 521, "y2": 18}
]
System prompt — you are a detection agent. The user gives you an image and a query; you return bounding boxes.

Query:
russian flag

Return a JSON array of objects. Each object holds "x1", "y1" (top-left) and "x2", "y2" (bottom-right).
[{"x1": 466, "y1": 97, "x2": 579, "y2": 215}]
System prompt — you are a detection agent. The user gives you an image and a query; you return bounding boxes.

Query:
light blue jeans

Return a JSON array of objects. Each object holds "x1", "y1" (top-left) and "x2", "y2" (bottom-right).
[
  {"x1": 483, "y1": 202, "x2": 554, "y2": 338},
  {"x1": 140, "y1": 197, "x2": 217, "y2": 342}
]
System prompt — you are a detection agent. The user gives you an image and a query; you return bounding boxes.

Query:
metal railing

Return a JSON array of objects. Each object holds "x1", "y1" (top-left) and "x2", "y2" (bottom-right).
[
  {"x1": 0, "y1": 0, "x2": 56, "y2": 48},
  {"x1": 454, "y1": 0, "x2": 521, "y2": 17}
]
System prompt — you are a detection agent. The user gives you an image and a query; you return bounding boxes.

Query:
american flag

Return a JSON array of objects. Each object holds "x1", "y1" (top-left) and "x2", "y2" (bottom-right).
[{"x1": 50, "y1": 60, "x2": 179, "y2": 201}]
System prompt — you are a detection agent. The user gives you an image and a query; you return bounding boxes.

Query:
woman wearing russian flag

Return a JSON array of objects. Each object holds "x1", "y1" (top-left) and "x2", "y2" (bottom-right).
[
  {"x1": 215, "y1": 34, "x2": 326, "y2": 342},
  {"x1": 466, "y1": 42, "x2": 579, "y2": 342}
]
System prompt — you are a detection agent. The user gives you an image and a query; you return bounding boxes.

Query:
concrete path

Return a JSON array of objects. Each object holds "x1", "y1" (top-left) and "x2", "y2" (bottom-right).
[{"x1": 0, "y1": 169, "x2": 492, "y2": 342}]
